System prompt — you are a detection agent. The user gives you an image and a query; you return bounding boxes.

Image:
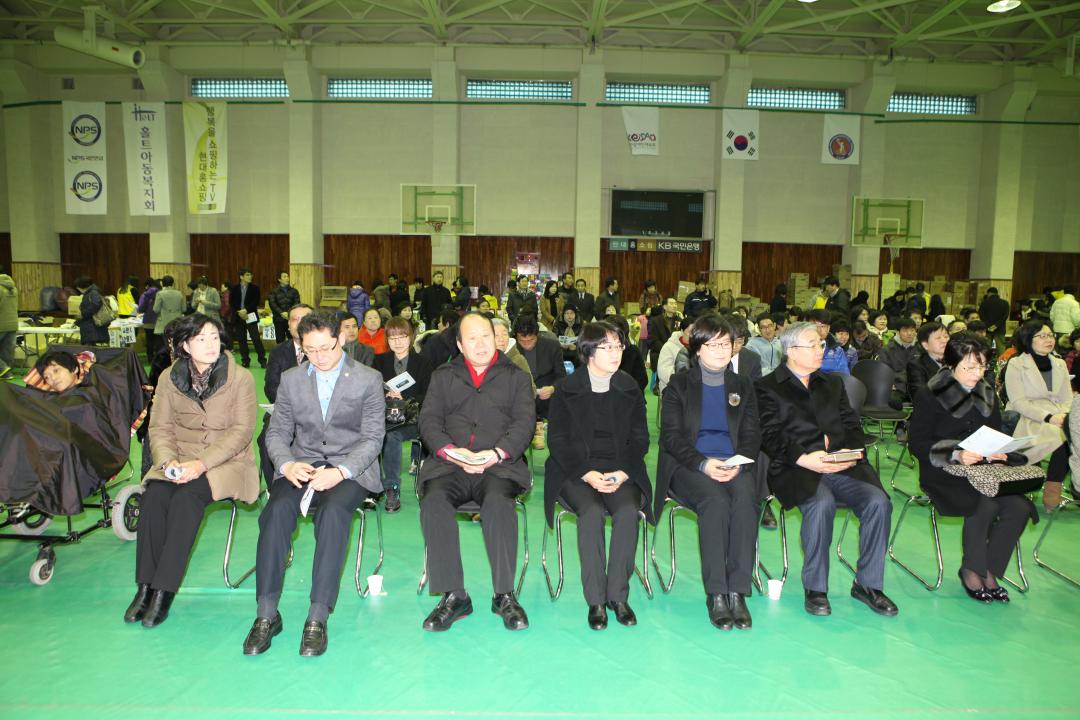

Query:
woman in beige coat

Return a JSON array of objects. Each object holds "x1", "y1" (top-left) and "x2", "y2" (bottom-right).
[
  {"x1": 125, "y1": 313, "x2": 258, "y2": 628},
  {"x1": 1005, "y1": 321, "x2": 1073, "y2": 511}
]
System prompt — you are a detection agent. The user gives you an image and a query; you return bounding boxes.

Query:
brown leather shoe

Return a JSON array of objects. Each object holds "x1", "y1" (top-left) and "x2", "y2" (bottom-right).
[
  {"x1": 531, "y1": 421, "x2": 546, "y2": 450},
  {"x1": 1043, "y1": 481, "x2": 1063, "y2": 511}
]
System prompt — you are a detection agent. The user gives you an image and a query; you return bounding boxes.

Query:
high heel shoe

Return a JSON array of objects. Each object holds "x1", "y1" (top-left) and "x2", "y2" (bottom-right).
[{"x1": 958, "y1": 570, "x2": 993, "y2": 604}]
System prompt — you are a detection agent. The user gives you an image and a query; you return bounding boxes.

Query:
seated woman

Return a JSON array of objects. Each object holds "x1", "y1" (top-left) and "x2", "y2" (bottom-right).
[
  {"x1": 374, "y1": 317, "x2": 432, "y2": 513},
  {"x1": 545, "y1": 321, "x2": 651, "y2": 630},
  {"x1": 553, "y1": 305, "x2": 583, "y2": 365},
  {"x1": 1004, "y1": 321, "x2": 1072, "y2": 511},
  {"x1": 657, "y1": 315, "x2": 761, "y2": 630},
  {"x1": 909, "y1": 333, "x2": 1039, "y2": 603},
  {"x1": 125, "y1": 313, "x2": 258, "y2": 628},
  {"x1": 357, "y1": 308, "x2": 388, "y2": 355}
]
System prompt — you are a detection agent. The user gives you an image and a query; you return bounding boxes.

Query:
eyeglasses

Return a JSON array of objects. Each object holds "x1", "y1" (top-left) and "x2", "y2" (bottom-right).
[
  {"x1": 1033, "y1": 332, "x2": 1055, "y2": 340},
  {"x1": 957, "y1": 363, "x2": 988, "y2": 373},
  {"x1": 302, "y1": 340, "x2": 339, "y2": 356},
  {"x1": 596, "y1": 343, "x2": 625, "y2": 353},
  {"x1": 791, "y1": 341, "x2": 827, "y2": 351},
  {"x1": 702, "y1": 341, "x2": 732, "y2": 351},
  {"x1": 387, "y1": 334, "x2": 411, "y2": 342}
]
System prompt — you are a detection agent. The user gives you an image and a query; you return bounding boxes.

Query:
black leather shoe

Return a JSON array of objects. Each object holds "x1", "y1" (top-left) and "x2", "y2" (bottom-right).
[
  {"x1": 607, "y1": 601, "x2": 637, "y2": 626},
  {"x1": 851, "y1": 582, "x2": 899, "y2": 616},
  {"x1": 987, "y1": 586, "x2": 1010, "y2": 603},
  {"x1": 804, "y1": 590, "x2": 832, "y2": 616},
  {"x1": 259, "y1": 359, "x2": 267, "y2": 369},
  {"x1": 385, "y1": 487, "x2": 401, "y2": 513},
  {"x1": 760, "y1": 505, "x2": 778, "y2": 530},
  {"x1": 728, "y1": 593, "x2": 752, "y2": 630},
  {"x1": 141, "y1": 589, "x2": 175, "y2": 628},
  {"x1": 422, "y1": 592, "x2": 473, "y2": 632},
  {"x1": 588, "y1": 604, "x2": 608, "y2": 630},
  {"x1": 243, "y1": 613, "x2": 283, "y2": 655},
  {"x1": 491, "y1": 593, "x2": 529, "y2": 631},
  {"x1": 958, "y1": 570, "x2": 994, "y2": 604},
  {"x1": 124, "y1": 584, "x2": 152, "y2": 623},
  {"x1": 299, "y1": 621, "x2": 328, "y2": 657},
  {"x1": 706, "y1": 594, "x2": 733, "y2": 630}
]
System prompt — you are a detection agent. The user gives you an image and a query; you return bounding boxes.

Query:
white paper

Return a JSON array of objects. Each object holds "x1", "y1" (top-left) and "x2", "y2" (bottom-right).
[
  {"x1": 246, "y1": 313, "x2": 258, "y2": 325},
  {"x1": 259, "y1": 403, "x2": 274, "y2": 415},
  {"x1": 958, "y1": 426, "x2": 1036, "y2": 456},
  {"x1": 446, "y1": 448, "x2": 496, "y2": 466},
  {"x1": 720, "y1": 455, "x2": 755, "y2": 467},
  {"x1": 385, "y1": 371, "x2": 416, "y2": 393},
  {"x1": 299, "y1": 485, "x2": 315, "y2": 517}
]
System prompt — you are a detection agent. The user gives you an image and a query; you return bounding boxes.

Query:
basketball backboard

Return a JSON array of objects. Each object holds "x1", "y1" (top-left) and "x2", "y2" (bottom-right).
[
  {"x1": 401, "y1": 184, "x2": 476, "y2": 235},
  {"x1": 850, "y1": 197, "x2": 924, "y2": 248}
]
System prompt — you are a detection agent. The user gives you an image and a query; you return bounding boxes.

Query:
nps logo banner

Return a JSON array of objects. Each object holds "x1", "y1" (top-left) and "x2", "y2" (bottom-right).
[{"x1": 63, "y1": 102, "x2": 109, "y2": 215}]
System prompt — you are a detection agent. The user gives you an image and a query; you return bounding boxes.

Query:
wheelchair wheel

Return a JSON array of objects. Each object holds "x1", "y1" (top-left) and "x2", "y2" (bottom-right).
[
  {"x1": 29, "y1": 557, "x2": 54, "y2": 586},
  {"x1": 111, "y1": 485, "x2": 144, "y2": 541},
  {"x1": 11, "y1": 511, "x2": 52, "y2": 536}
]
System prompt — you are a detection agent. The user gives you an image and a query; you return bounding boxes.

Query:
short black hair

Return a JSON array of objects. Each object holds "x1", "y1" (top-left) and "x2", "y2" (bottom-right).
[
  {"x1": 172, "y1": 313, "x2": 226, "y2": 359},
  {"x1": 755, "y1": 311, "x2": 774, "y2": 325},
  {"x1": 513, "y1": 313, "x2": 540, "y2": 337},
  {"x1": 823, "y1": 275, "x2": 839, "y2": 287},
  {"x1": 278, "y1": 270, "x2": 289, "y2": 280},
  {"x1": 644, "y1": 279, "x2": 656, "y2": 290},
  {"x1": 439, "y1": 307, "x2": 460, "y2": 328},
  {"x1": 1070, "y1": 328, "x2": 1080, "y2": 345},
  {"x1": 33, "y1": 350, "x2": 79, "y2": 377},
  {"x1": 895, "y1": 317, "x2": 917, "y2": 331},
  {"x1": 808, "y1": 308, "x2": 832, "y2": 325},
  {"x1": 942, "y1": 332, "x2": 989, "y2": 370},
  {"x1": 609, "y1": 314, "x2": 631, "y2": 339},
  {"x1": 678, "y1": 315, "x2": 694, "y2": 331},
  {"x1": 967, "y1": 320, "x2": 987, "y2": 333},
  {"x1": 946, "y1": 319, "x2": 967, "y2": 334},
  {"x1": 727, "y1": 315, "x2": 751, "y2": 340},
  {"x1": 831, "y1": 318, "x2": 851, "y2": 334},
  {"x1": 959, "y1": 306, "x2": 977, "y2": 319},
  {"x1": 868, "y1": 310, "x2": 887, "y2": 327},
  {"x1": 771, "y1": 312, "x2": 786, "y2": 326},
  {"x1": 289, "y1": 302, "x2": 314, "y2": 316},
  {"x1": 1013, "y1": 320, "x2": 1052, "y2": 354},
  {"x1": 986, "y1": 287, "x2": 999, "y2": 295},
  {"x1": 196, "y1": 275, "x2": 209, "y2": 286},
  {"x1": 1065, "y1": 284, "x2": 1078, "y2": 296},
  {"x1": 577, "y1": 320, "x2": 625, "y2": 364},
  {"x1": 161, "y1": 275, "x2": 174, "y2": 287},
  {"x1": 916, "y1": 321, "x2": 945, "y2": 344},
  {"x1": 238, "y1": 268, "x2": 251, "y2": 276},
  {"x1": 575, "y1": 278, "x2": 586, "y2": 287},
  {"x1": 687, "y1": 314, "x2": 734, "y2": 357},
  {"x1": 74, "y1": 276, "x2": 92, "y2": 291},
  {"x1": 333, "y1": 310, "x2": 358, "y2": 328},
  {"x1": 298, "y1": 311, "x2": 340, "y2": 342},
  {"x1": 146, "y1": 278, "x2": 161, "y2": 289},
  {"x1": 915, "y1": 282, "x2": 925, "y2": 292},
  {"x1": 853, "y1": 320, "x2": 868, "y2": 334},
  {"x1": 604, "y1": 276, "x2": 617, "y2": 289}
]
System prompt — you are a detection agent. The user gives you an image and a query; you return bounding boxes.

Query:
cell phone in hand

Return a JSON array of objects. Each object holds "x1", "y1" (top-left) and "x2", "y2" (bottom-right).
[
  {"x1": 165, "y1": 466, "x2": 183, "y2": 480},
  {"x1": 604, "y1": 474, "x2": 620, "y2": 484}
]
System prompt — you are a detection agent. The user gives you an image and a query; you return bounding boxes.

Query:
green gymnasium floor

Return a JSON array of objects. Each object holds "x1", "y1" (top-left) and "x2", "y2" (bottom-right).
[{"x1": 2, "y1": 366, "x2": 1079, "y2": 719}]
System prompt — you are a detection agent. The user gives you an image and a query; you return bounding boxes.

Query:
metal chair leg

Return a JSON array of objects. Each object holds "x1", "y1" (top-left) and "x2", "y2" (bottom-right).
[
  {"x1": 515, "y1": 498, "x2": 529, "y2": 597},
  {"x1": 1001, "y1": 538, "x2": 1029, "y2": 594},
  {"x1": 650, "y1": 500, "x2": 681, "y2": 593},
  {"x1": 355, "y1": 502, "x2": 385, "y2": 598},
  {"x1": 1033, "y1": 499, "x2": 1079, "y2": 588},
  {"x1": 634, "y1": 510, "x2": 654, "y2": 599},
  {"x1": 417, "y1": 546, "x2": 428, "y2": 595},
  {"x1": 836, "y1": 509, "x2": 857, "y2": 577},
  {"x1": 753, "y1": 496, "x2": 788, "y2": 591},
  {"x1": 223, "y1": 501, "x2": 256, "y2": 589},
  {"x1": 887, "y1": 495, "x2": 944, "y2": 591},
  {"x1": 541, "y1": 509, "x2": 566, "y2": 600},
  {"x1": 888, "y1": 445, "x2": 915, "y2": 499}
]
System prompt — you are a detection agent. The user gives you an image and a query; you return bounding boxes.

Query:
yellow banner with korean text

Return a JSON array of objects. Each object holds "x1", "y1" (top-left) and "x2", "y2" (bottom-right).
[{"x1": 183, "y1": 101, "x2": 227, "y2": 214}]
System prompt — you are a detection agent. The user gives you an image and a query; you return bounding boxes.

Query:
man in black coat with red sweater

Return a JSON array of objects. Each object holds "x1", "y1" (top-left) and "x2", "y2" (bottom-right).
[{"x1": 755, "y1": 321, "x2": 898, "y2": 619}]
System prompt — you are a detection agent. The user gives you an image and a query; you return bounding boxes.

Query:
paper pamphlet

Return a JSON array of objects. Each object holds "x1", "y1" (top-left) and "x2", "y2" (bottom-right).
[
  {"x1": 958, "y1": 426, "x2": 1035, "y2": 457},
  {"x1": 720, "y1": 455, "x2": 756, "y2": 467},
  {"x1": 385, "y1": 371, "x2": 416, "y2": 393}
]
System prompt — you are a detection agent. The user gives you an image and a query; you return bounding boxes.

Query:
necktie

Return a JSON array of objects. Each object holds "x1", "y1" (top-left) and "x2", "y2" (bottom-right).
[{"x1": 296, "y1": 346, "x2": 305, "y2": 365}]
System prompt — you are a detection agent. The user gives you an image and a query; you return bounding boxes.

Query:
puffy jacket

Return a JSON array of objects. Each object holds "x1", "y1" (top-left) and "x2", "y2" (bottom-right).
[{"x1": 347, "y1": 287, "x2": 369, "y2": 319}]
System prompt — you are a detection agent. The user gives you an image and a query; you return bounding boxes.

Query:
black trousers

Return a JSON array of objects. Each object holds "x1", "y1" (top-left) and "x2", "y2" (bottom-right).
[
  {"x1": 136, "y1": 476, "x2": 214, "y2": 593},
  {"x1": 962, "y1": 494, "x2": 1030, "y2": 578},
  {"x1": 559, "y1": 480, "x2": 641, "y2": 605},
  {"x1": 1047, "y1": 443, "x2": 1070, "y2": 484},
  {"x1": 272, "y1": 317, "x2": 288, "y2": 345},
  {"x1": 255, "y1": 476, "x2": 368, "y2": 612},
  {"x1": 670, "y1": 465, "x2": 757, "y2": 595},
  {"x1": 232, "y1": 319, "x2": 266, "y2": 364},
  {"x1": 420, "y1": 471, "x2": 519, "y2": 595}
]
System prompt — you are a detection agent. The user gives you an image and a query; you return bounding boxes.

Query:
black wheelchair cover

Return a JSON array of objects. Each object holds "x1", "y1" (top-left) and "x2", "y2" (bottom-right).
[{"x1": 0, "y1": 346, "x2": 149, "y2": 515}]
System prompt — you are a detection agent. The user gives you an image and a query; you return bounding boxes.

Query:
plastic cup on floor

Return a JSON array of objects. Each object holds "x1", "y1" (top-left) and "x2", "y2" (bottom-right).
[
  {"x1": 767, "y1": 579, "x2": 784, "y2": 600},
  {"x1": 367, "y1": 574, "x2": 384, "y2": 595}
]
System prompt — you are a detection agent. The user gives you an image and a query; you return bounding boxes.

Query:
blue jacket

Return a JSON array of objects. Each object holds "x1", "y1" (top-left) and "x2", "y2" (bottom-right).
[{"x1": 347, "y1": 287, "x2": 369, "y2": 320}]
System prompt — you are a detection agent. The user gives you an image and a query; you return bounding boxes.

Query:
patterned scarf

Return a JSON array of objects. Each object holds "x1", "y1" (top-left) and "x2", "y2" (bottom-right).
[
  {"x1": 189, "y1": 359, "x2": 213, "y2": 400},
  {"x1": 927, "y1": 367, "x2": 995, "y2": 419}
]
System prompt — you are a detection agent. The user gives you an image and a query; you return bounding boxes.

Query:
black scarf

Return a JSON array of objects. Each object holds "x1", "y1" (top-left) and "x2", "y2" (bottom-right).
[
  {"x1": 1030, "y1": 351, "x2": 1052, "y2": 373},
  {"x1": 927, "y1": 367, "x2": 995, "y2": 419},
  {"x1": 171, "y1": 353, "x2": 229, "y2": 403}
]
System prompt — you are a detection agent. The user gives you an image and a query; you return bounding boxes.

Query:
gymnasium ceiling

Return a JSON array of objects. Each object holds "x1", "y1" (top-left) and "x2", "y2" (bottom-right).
[{"x1": 2, "y1": 0, "x2": 1080, "y2": 65}]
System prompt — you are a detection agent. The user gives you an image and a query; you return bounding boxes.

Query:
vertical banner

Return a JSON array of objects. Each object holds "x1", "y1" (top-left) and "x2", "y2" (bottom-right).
[
  {"x1": 183, "y1": 101, "x2": 227, "y2": 214},
  {"x1": 122, "y1": 102, "x2": 171, "y2": 215},
  {"x1": 722, "y1": 109, "x2": 759, "y2": 160},
  {"x1": 821, "y1": 114, "x2": 861, "y2": 165},
  {"x1": 62, "y1": 101, "x2": 108, "y2": 214},
  {"x1": 621, "y1": 106, "x2": 660, "y2": 155}
]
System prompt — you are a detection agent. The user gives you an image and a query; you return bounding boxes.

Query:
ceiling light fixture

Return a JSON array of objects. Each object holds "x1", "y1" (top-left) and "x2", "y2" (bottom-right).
[
  {"x1": 986, "y1": 0, "x2": 1021, "y2": 13},
  {"x1": 797, "y1": 0, "x2": 820, "y2": 4}
]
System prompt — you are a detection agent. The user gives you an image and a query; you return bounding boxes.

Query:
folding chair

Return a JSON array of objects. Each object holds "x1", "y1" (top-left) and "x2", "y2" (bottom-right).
[{"x1": 1033, "y1": 498, "x2": 1079, "y2": 589}]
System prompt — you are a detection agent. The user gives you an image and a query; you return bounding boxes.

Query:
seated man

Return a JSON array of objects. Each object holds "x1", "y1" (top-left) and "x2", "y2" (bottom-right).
[
  {"x1": 879, "y1": 317, "x2": 919, "y2": 400},
  {"x1": 243, "y1": 311, "x2": 385, "y2": 657},
  {"x1": 257, "y1": 303, "x2": 313, "y2": 489},
  {"x1": 417, "y1": 312, "x2": 535, "y2": 632},
  {"x1": 512, "y1": 313, "x2": 566, "y2": 450},
  {"x1": 755, "y1": 321, "x2": 898, "y2": 619},
  {"x1": 336, "y1": 310, "x2": 375, "y2": 367}
]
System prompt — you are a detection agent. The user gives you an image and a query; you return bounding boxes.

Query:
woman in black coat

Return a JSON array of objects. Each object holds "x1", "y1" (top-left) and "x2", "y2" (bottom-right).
[
  {"x1": 545, "y1": 321, "x2": 651, "y2": 630},
  {"x1": 657, "y1": 315, "x2": 761, "y2": 631},
  {"x1": 908, "y1": 333, "x2": 1037, "y2": 604}
]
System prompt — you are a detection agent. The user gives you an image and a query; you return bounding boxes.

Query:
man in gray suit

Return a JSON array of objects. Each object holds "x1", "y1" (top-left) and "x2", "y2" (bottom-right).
[{"x1": 243, "y1": 311, "x2": 385, "y2": 657}]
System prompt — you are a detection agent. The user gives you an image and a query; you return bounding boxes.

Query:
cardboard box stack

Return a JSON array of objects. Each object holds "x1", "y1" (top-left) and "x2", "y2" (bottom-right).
[
  {"x1": 676, "y1": 281, "x2": 695, "y2": 303},
  {"x1": 831, "y1": 264, "x2": 853, "y2": 289}
]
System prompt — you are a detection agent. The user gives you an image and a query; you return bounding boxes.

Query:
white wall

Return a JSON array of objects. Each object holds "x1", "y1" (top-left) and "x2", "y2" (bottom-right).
[{"x1": 602, "y1": 106, "x2": 715, "y2": 192}]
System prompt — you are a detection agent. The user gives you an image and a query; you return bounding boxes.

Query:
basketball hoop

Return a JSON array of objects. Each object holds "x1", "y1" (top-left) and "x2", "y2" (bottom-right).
[
  {"x1": 882, "y1": 233, "x2": 904, "y2": 274},
  {"x1": 426, "y1": 219, "x2": 446, "y2": 234}
]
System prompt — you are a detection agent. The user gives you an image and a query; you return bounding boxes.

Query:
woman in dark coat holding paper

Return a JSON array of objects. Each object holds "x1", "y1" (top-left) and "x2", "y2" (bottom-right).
[
  {"x1": 545, "y1": 320, "x2": 651, "y2": 630},
  {"x1": 657, "y1": 315, "x2": 761, "y2": 631},
  {"x1": 909, "y1": 333, "x2": 1039, "y2": 604}
]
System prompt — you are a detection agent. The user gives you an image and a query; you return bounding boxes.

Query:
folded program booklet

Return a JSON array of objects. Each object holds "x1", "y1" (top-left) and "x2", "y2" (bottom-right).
[
  {"x1": 958, "y1": 426, "x2": 1035, "y2": 457},
  {"x1": 445, "y1": 448, "x2": 496, "y2": 466}
]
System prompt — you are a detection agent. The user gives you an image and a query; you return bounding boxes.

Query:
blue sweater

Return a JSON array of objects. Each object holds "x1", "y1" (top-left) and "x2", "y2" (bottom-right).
[{"x1": 696, "y1": 383, "x2": 734, "y2": 459}]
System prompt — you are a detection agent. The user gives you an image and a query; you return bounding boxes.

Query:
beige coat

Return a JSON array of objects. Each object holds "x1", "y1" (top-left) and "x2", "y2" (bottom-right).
[
  {"x1": 144, "y1": 353, "x2": 259, "y2": 503},
  {"x1": 1005, "y1": 352, "x2": 1072, "y2": 464}
]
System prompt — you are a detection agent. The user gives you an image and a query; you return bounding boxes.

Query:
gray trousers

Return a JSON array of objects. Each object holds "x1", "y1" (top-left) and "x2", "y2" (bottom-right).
[
  {"x1": 798, "y1": 473, "x2": 891, "y2": 593},
  {"x1": 0, "y1": 330, "x2": 15, "y2": 371}
]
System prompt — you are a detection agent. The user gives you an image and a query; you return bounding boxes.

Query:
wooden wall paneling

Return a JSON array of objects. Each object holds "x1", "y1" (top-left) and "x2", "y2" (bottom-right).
[
  {"x1": 11, "y1": 261, "x2": 61, "y2": 311},
  {"x1": 190, "y1": 234, "x2": 290, "y2": 306},
  {"x1": 711, "y1": 270, "x2": 742, "y2": 297},
  {"x1": 0, "y1": 233, "x2": 10, "y2": 276},
  {"x1": 599, "y1": 242, "x2": 711, "y2": 309},
  {"x1": 290, "y1": 263, "x2": 324, "y2": 315},
  {"x1": 740, "y1": 242, "x2": 843, "y2": 302},
  {"x1": 851, "y1": 275, "x2": 880, "y2": 309},
  {"x1": 459, "y1": 236, "x2": 574, "y2": 300},
  {"x1": 324, "y1": 235, "x2": 432, "y2": 290},
  {"x1": 574, "y1": 267, "x2": 600, "y2": 296},
  {"x1": 1012, "y1": 252, "x2": 1080, "y2": 306},
  {"x1": 149, "y1": 263, "x2": 193, "y2": 295},
  {"x1": 878, "y1": 247, "x2": 971, "y2": 283},
  {"x1": 59, "y1": 233, "x2": 150, "y2": 296}
]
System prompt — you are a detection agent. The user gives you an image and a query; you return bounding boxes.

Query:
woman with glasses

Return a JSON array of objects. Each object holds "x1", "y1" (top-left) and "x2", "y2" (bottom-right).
[
  {"x1": 126, "y1": 313, "x2": 258, "y2": 628},
  {"x1": 656, "y1": 315, "x2": 761, "y2": 630},
  {"x1": 1004, "y1": 321, "x2": 1073, "y2": 511},
  {"x1": 374, "y1": 317, "x2": 432, "y2": 513},
  {"x1": 909, "y1": 333, "x2": 1038, "y2": 603},
  {"x1": 544, "y1": 321, "x2": 652, "y2": 630}
]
